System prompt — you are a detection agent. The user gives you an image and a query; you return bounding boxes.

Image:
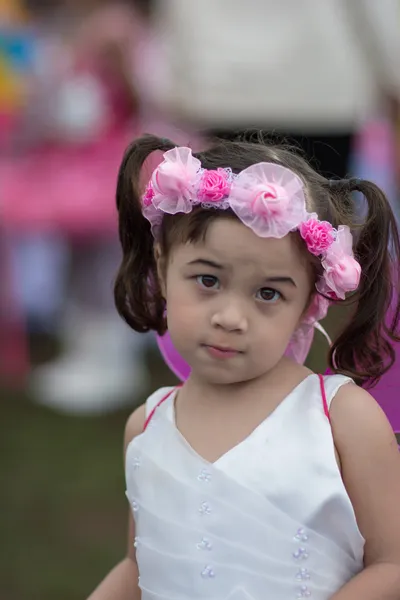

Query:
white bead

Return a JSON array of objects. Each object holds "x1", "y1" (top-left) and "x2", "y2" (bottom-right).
[
  {"x1": 297, "y1": 585, "x2": 311, "y2": 598},
  {"x1": 197, "y1": 469, "x2": 212, "y2": 483},
  {"x1": 196, "y1": 537, "x2": 213, "y2": 551},
  {"x1": 294, "y1": 528, "x2": 309, "y2": 542},
  {"x1": 293, "y1": 547, "x2": 309, "y2": 560},
  {"x1": 134, "y1": 537, "x2": 139, "y2": 548},
  {"x1": 198, "y1": 501, "x2": 211, "y2": 516},
  {"x1": 133, "y1": 456, "x2": 141, "y2": 470},
  {"x1": 296, "y1": 568, "x2": 311, "y2": 581},
  {"x1": 132, "y1": 500, "x2": 139, "y2": 512},
  {"x1": 201, "y1": 565, "x2": 215, "y2": 579}
]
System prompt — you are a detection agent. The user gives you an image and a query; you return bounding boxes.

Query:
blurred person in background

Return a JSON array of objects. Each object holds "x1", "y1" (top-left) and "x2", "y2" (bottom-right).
[
  {"x1": 1, "y1": 0, "x2": 160, "y2": 412},
  {"x1": 152, "y1": 0, "x2": 400, "y2": 181}
]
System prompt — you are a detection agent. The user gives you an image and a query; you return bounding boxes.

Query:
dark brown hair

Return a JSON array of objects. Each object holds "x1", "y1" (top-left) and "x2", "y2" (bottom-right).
[{"x1": 114, "y1": 133, "x2": 400, "y2": 387}]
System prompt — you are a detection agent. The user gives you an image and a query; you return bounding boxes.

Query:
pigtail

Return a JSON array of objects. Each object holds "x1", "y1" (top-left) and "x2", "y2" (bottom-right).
[
  {"x1": 114, "y1": 134, "x2": 176, "y2": 334},
  {"x1": 328, "y1": 179, "x2": 400, "y2": 386}
]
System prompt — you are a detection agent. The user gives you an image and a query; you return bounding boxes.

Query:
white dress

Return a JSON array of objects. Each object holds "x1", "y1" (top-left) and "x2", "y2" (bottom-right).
[{"x1": 125, "y1": 374, "x2": 365, "y2": 600}]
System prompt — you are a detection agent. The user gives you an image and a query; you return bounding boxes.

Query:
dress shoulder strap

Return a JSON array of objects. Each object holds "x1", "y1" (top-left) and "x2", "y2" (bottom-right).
[
  {"x1": 143, "y1": 386, "x2": 177, "y2": 431},
  {"x1": 144, "y1": 387, "x2": 175, "y2": 418},
  {"x1": 320, "y1": 374, "x2": 354, "y2": 411}
]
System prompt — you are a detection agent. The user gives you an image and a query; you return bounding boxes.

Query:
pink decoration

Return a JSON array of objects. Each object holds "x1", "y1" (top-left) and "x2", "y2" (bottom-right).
[
  {"x1": 252, "y1": 184, "x2": 286, "y2": 216},
  {"x1": 322, "y1": 256, "x2": 361, "y2": 300},
  {"x1": 285, "y1": 294, "x2": 330, "y2": 364},
  {"x1": 319, "y1": 226, "x2": 361, "y2": 300},
  {"x1": 142, "y1": 147, "x2": 361, "y2": 305},
  {"x1": 303, "y1": 294, "x2": 330, "y2": 325},
  {"x1": 142, "y1": 202, "x2": 163, "y2": 236},
  {"x1": 299, "y1": 218, "x2": 335, "y2": 256},
  {"x1": 143, "y1": 181, "x2": 155, "y2": 207},
  {"x1": 157, "y1": 332, "x2": 191, "y2": 381},
  {"x1": 315, "y1": 279, "x2": 340, "y2": 301},
  {"x1": 229, "y1": 162, "x2": 307, "y2": 238},
  {"x1": 198, "y1": 168, "x2": 230, "y2": 202},
  {"x1": 151, "y1": 146, "x2": 201, "y2": 215}
]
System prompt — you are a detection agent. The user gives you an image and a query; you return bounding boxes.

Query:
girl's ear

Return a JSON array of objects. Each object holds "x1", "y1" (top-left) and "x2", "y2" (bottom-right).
[{"x1": 154, "y1": 244, "x2": 167, "y2": 297}]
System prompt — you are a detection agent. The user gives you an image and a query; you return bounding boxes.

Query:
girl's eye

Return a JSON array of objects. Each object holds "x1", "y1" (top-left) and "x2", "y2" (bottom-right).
[
  {"x1": 196, "y1": 275, "x2": 220, "y2": 289},
  {"x1": 256, "y1": 288, "x2": 281, "y2": 303}
]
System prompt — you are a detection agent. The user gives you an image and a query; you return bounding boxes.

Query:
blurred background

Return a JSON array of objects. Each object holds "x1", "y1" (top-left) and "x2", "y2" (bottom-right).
[{"x1": 1, "y1": 1, "x2": 400, "y2": 598}]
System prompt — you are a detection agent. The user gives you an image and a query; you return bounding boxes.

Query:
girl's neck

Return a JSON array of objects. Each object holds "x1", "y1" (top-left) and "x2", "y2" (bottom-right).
[{"x1": 180, "y1": 357, "x2": 311, "y2": 411}]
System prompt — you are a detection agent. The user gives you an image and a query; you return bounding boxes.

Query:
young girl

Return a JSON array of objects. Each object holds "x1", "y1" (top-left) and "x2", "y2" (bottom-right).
[{"x1": 89, "y1": 134, "x2": 400, "y2": 600}]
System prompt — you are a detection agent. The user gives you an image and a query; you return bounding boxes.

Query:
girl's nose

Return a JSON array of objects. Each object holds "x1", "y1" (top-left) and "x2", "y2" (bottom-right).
[{"x1": 210, "y1": 302, "x2": 248, "y2": 333}]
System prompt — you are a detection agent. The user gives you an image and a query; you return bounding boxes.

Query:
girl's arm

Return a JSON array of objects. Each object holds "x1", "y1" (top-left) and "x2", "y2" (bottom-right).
[
  {"x1": 87, "y1": 405, "x2": 146, "y2": 600},
  {"x1": 330, "y1": 384, "x2": 400, "y2": 599},
  {"x1": 87, "y1": 554, "x2": 139, "y2": 600}
]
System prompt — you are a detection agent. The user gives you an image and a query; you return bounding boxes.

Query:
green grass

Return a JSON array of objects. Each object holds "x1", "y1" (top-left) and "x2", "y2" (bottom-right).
[
  {"x1": 0, "y1": 345, "x2": 175, "y2": 600},
  {"x1": 0, "y1": 387, "x2": 129, "y2": 599}
]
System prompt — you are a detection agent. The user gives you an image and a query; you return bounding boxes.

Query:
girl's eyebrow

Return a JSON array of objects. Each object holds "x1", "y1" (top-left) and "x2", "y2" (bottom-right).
[
  {"x1": 265, "y1": 276, "x2": 297, "y2": 287},
  {"x1": 187, "y1": 258, "x2": 224, "y2": 269}
]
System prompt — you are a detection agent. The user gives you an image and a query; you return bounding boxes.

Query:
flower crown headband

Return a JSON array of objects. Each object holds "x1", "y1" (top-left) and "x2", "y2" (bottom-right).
[
  {"x1": 142, "y1": 147, "x2": 361, "y2": 364},
  {"x1": 142, "y1": 146, "x2": 361, "y2": 302}
]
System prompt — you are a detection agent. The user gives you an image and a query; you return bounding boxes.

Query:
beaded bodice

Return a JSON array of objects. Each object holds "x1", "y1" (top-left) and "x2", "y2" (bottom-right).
[{"x1": 126, "y1": 374, "x2": 364, "y2": 600}]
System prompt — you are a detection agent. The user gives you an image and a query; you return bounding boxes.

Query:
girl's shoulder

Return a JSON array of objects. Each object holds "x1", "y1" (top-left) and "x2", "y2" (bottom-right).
[
  {"x1": 327, "y1": 378, "x2": 397, "y2": 458},
  {"x1": 329, "y1": 379, "x2": 386, "y2": 426},
  {"x1": 124, "y1": 386, "x2": 176, "y2": 450}
]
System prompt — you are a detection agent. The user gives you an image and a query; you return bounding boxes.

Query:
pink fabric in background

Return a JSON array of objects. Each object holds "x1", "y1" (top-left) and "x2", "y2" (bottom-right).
[
  {"x1": 326, "y1": 304, "x2": 400, "y2": 434},
  {"x1": 362, "y1": 371, "x2": 400, "y2": 433},
  {"x1": 350, "y1": 119, "x2": 400, "y2": 432},
  {"x1": 0, "y1": 128, "x2": 133, "y2": 236}
]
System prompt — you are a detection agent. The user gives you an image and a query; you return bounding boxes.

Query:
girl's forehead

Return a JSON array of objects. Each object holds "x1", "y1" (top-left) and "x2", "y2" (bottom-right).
[{"x1": 172, "y1": 218, "x2": 309, "y2": 277}]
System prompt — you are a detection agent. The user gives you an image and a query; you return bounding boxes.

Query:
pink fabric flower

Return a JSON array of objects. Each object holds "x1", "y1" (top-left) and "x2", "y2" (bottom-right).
[
  {"x1": 198, "y1": 168, "x2": 230, "y2": 202},
  {"x1": 252, "y1": 183, "x2": 289, "y2": 216},
  {"x1": 318, "y1": 226, "x2": 361, "y2": 299},
  {"x1": 299, "y1": 218, "x2": 335, "y2": 256},
  {"x1": 140, "y1": 149, "x2": 361, "y2": 307},
  {"x1": 143, "y1": 181, "x2": 155, "y2": 207},
  {"x1": 322, "y1": 256, "x2": 361, "y2": 299},
  {"x1": 151, "y1": 147, "x2": 201, "y2": 214},
  {"x1": 229, "y1": 162, "x2": 308, "y2": 238}
]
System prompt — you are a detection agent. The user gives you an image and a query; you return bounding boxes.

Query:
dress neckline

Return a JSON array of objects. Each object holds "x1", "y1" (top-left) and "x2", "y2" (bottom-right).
[{"x1": 166, "y1": 373, "x2": 317, "y2": 467}]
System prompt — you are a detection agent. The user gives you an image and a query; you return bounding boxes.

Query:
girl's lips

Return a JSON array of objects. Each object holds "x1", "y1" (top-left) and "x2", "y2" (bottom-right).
[{"x1": 203, "y1": 345, "x2": 242, "y2": 359}]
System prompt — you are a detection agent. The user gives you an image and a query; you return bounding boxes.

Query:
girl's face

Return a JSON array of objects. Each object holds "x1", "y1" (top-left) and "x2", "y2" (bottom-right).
[{"x1": 160, "y1": 218, "x2": 313, "y2": 385}]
